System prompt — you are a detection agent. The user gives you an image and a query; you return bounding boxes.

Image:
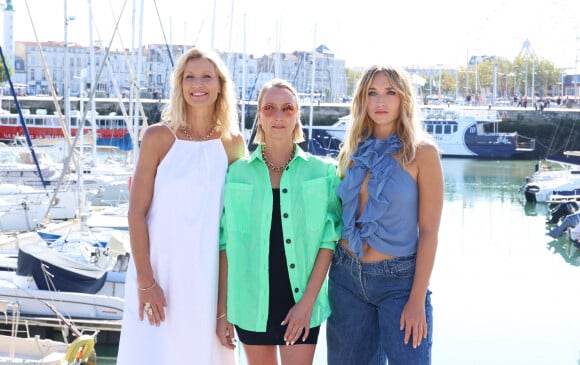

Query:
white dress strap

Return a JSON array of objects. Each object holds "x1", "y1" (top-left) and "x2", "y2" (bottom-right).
[{"x1": 161, "y1": 121, "x2": 178, "y2": 139}]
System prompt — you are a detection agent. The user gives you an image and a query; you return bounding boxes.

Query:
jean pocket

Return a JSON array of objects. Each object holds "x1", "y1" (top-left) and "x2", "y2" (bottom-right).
[{"x1": 387, "y1": 255, "x2": 416, "y2": 279}]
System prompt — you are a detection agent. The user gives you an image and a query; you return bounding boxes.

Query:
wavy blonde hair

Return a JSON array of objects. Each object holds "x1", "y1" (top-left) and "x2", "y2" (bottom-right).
[
  {"x1": 337, "y1": 65, "x2": 434, "y2": 178},
  {"x1": 253, "y1": 78, "x2": 304, "y2": 144},
  {"x1": 161, "y1": 47, "x2": 239, "y2": 136}
]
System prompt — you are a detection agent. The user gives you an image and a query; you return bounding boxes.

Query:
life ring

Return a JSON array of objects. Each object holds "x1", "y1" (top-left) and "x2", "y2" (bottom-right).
[{"x1": 64, "y1": 335, "x2": 96, "y2": 364}]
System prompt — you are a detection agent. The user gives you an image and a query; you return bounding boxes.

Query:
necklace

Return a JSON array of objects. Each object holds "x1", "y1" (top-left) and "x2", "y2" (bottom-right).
[
  {"x1": 262, "y1": 146, "x2": 295, "y2": 173},
  {"x1": 181, "y1": 124, "x2": 217, "y2": 141}
]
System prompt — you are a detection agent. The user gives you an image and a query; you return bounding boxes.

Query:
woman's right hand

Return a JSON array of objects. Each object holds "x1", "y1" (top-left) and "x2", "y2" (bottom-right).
[
  {"x1": 216, "y1": 316, "x2": 236, "y2": 349},
  {"x1": 139, "y1": 281, "x2": 167, "y2": 326}
]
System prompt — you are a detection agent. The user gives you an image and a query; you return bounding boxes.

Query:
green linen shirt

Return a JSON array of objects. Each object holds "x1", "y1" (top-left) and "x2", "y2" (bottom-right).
[{"x1": 220, "y1": 144, "x2": 342, "y2": 332}]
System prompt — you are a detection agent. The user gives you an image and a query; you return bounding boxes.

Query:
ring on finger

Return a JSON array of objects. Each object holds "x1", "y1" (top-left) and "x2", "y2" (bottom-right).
[{"x1": 144, "y1": 302, "x2": 153, "y2": 316}]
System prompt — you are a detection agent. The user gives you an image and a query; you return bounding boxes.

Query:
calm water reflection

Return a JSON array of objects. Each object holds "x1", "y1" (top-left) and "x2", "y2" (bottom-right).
[
  {"x1": 432, "y1": 158, "x2": 580, "y2": 365},
  {"x1": 100, "y1": 158, "x2": 580, "y2": 364}
]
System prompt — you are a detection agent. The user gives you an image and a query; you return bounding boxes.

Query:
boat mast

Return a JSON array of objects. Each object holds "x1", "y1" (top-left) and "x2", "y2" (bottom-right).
[
  {"x1": 308, "y1": 24, "x2": 316, "y2": 146},
  {"x1": 241, "y1": 14, "x2": 247, "y2": 135},
  {"x1": 0, "y1": 46, "x2": 46, "y2": 188},
  {"x1": 64, "y1": 0, "x2": 71, "y2": 134},
  {"x1": 89, "y1": 0, "x2": 97, "y2": 159}
]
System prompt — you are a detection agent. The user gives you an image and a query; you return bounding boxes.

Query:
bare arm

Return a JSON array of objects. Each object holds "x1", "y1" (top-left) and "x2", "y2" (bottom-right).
[
  {"x1": 216, "y1": 250, "x2": 236, "y2": 348},
  {"x1": 127, "y1": 124, "x2": 173, "y2": 325},
  {"x1": 400, "y1": 143, "x2": 444, "y2": 348}
]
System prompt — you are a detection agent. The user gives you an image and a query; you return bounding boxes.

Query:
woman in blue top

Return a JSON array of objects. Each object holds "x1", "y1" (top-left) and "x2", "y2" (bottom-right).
[
  {"x1": 217, "y1": 78, "x2": 342, "y2": 365},
  {"x1": 326, "y1": 65, "x2": 444, "y2": 365}
]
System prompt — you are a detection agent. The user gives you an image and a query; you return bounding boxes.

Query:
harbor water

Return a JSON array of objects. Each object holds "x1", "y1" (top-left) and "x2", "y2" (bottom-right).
[{"x1": 97, "y1": 157, "x2": 580, "y2": 364}]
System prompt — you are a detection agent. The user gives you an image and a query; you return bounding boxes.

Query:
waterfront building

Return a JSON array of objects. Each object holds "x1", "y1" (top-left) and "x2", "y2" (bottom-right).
[{"x1": 5, "y1": 40, "x2": 348, "y2": 104}]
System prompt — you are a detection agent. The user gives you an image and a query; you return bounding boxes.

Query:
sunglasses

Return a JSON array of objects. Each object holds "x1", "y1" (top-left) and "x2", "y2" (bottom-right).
[{"x1": 260, "y1": 103, "x2": 297, "y2": 117}]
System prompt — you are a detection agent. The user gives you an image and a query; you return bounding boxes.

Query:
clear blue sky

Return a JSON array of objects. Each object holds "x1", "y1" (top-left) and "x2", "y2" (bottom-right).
[{"x1": 7, "y1": 0, "x2": 580, "y2": 70}]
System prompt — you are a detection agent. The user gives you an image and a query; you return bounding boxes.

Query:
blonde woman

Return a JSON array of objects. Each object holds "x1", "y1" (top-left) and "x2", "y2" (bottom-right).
[
  {"x1": 217, "y1": 79, "x2": 342, "y2": 365},
  {"x1": 117, "y1": 47, "x2": 246, "y2": 364},
  {"x1": 326, "y1": 65, "x2": 443, "y2": 365}
]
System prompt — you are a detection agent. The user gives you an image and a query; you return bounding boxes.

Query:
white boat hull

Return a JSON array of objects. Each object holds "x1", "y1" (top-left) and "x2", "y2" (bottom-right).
[
  {"x1": 0, "y1": 335, "x2": 68, "y2": 365},
  {"x1": 0, "y1": 271, "x2": 125, "y2": 320}
]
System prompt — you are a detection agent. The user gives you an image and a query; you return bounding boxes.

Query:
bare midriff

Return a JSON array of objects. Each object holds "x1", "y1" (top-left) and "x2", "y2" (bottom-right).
[{"x1": 340, "y1": 239, "x2": 397, "y2": 262}]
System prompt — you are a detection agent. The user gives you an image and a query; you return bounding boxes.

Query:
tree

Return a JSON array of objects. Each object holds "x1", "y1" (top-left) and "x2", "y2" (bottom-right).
[
  {"x1": 345, "y1": 67, "x2": 362, "y2": 98},
  {"x1": 435, "y1": 55, "x2": 563, "y2": 104},
  {"x1": 0, "y1": 61, "x2": 12, "y2": 84}
]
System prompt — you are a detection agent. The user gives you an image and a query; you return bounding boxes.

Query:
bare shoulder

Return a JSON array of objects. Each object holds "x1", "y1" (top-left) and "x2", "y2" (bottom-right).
[
  {"x1": 415, "y1": 142, "x2": 443, "y2": 184},
  {"x1": 141, "y1": 123, "x2": 174, "y2": 144},
  {"x1": 138, "y1": 123, "x2": 175, "y2": 163},
  {"x1": 415, "y1": 141, "x2": 441, "y2": 164},
  {"x1": 222, "y1": 130, "x2": 248, "y2": 165}
]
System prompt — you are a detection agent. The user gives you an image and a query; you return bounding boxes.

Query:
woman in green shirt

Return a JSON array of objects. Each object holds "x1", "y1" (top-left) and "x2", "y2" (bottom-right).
[{"x1": 217, "y1": 78, "x2": 342, "y2": 364}]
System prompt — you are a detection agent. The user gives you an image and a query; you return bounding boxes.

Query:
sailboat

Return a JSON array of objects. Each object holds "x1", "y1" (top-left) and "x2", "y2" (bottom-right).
[
  {"x1": 0, "y1": 299, "x2": 98, "y2": 364},
  {"x1": 0, "y1": 13, "x2": 128, "y2": 322}
]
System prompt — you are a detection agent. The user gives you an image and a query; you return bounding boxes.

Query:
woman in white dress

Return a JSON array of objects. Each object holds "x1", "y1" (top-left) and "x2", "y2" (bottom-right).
[{"x1": 117, "y1": 47, "x2": 246, "y2": 364}]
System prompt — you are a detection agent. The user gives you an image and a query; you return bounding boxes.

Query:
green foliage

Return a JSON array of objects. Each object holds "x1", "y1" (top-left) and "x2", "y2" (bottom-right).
[
  {"x1": 437, "y1": 56, "x2": 564, "y2": 99},
  {"x1": 345, "y1": 68, "x2": 362, "y2": 98},
  {"x1": 0, "y1": 62, "x2": 12, "y2": 83}
]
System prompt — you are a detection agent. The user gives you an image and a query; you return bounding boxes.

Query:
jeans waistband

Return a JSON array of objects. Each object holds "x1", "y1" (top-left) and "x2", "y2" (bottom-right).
[{"x1": 334, "y1": 243, "x2": 416, "y2": 275}]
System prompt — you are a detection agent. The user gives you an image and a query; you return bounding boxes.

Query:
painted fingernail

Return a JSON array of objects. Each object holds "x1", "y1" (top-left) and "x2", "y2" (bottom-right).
[{"x1": 291, "y1": 341, "x2": 295, "y2": 345}]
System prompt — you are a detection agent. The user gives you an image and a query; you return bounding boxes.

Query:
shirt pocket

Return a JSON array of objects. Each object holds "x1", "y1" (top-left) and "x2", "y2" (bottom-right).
[
  {"x1": 301, "y1": 177, "x2": 329, "y2": 234},
  {"x1": 223, "y1": 182, "x2": 254, "y2": 234}
]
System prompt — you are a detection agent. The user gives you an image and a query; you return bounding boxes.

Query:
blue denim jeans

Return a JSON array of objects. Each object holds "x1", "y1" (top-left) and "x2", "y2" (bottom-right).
[{"x1": 326, "y1": 244, "x2": 433, "y2": 365}]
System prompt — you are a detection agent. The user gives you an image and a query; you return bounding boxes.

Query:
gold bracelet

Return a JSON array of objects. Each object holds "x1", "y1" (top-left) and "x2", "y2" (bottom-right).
[
  {"x1": 139, "y1": 280, "x2": 157, "y2": 291},
  {"x1": 216, "y1": 313, "x2": 226, "y2": 320}
]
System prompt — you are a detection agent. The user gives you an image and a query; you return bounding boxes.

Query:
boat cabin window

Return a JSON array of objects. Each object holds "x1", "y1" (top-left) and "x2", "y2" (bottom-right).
[{"x1": 444, "y1": 124, "x2": 458, "y2": 134}]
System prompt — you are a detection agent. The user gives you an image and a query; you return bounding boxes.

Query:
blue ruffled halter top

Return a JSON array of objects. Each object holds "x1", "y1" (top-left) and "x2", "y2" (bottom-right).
[{"x1": 336, "y1": 134, "x2": 419, "y2": 258}]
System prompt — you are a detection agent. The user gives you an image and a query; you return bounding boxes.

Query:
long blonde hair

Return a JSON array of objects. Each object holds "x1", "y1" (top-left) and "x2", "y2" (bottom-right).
[
  {"x1": 253, "y1": 78, "x2": 304, "y2": 144},
  {"x1": 161, "y1": 47, "x2": 239, "y2": 136},
  {"x1": 337, "y1": 65, "x2": 434, "y2": 178}
]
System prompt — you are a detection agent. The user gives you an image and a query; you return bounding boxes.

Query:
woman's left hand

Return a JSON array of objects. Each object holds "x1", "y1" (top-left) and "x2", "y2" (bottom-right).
[
  {"x1": 281, "y1": 301, "x2": 312, "y2": 345},
  {"x1": 216, "y1": 316, "x2": 236, "y2": 349},
  {"x1": 400, "y1": 297, "x2": 427, "y2": 349},
  {"x1": 139, "y1": 283, "x2": 167, "y2": 327}
]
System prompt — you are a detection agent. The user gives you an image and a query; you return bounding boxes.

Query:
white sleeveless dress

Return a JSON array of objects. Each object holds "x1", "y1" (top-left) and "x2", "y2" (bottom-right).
[{"x1": 117, "y1": 127, "x2": 236, "y2": 364}]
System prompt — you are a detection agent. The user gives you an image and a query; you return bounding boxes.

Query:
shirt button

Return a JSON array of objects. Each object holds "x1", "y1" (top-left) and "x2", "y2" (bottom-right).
[
  {"x1": 285, "y1": 238, "x2": 291, "y2": 244},
  {"x1": 283, "y1": 213, "x2": 288, "y2": 218},
  {"x1": 294, "y1": 288, "x2": 299, "y2": 293},
  {"x1": 282, "y1": 188, "x2": 288, "y2": 193},
  {"x1": 289, "y1": 263, "x2": 295, "y2": 269}
]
